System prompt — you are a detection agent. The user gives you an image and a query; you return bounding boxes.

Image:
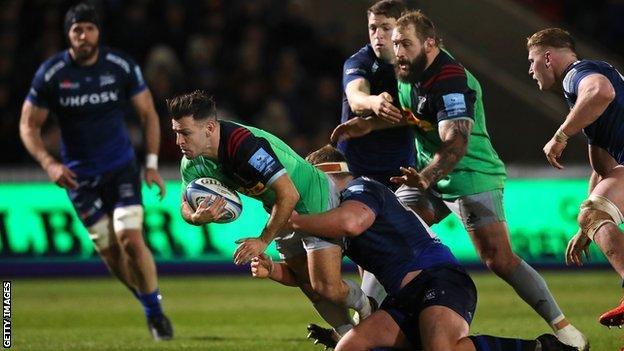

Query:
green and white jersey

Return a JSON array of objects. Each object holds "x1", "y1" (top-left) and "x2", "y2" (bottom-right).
[
  {"x1": 180, "y1": 121, "x2": 331, "y2": 214},
  {"x1": 397, "y1": 49, "x2": 506, "y2": 199}
]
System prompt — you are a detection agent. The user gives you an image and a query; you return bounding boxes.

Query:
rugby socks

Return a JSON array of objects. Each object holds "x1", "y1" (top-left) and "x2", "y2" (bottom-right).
[
  {"x1": 312, "y1": 300, "x2": 354, "y2": 336},
  {"x1": 345, "y1": 279, "x2": 373, "y2": 319},
  {"x1": 469, "y1": 335, "x2": 537, "y2": 351},
  {"x1": 508, "y1": 260, "x2": 563, "y2": 328},
  {"x1": 361, "y1": 271, "x2": 387, "y2": 306},
  {"x1": 137, "y1": 289, "x2": 164, "y2": 318}
]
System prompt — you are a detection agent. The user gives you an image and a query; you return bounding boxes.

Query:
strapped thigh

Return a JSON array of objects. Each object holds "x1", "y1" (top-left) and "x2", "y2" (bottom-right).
[{"x1": 580, "y1": 194, "x2": 624, "y2": 240}]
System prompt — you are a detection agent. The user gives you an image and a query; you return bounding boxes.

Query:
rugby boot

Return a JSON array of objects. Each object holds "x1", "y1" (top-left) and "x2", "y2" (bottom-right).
[
  {"x1": 599, "y1": 297, "x2": 624, "y2": 327},
  {"x1": 147, "y1": 314, "x2": 173, "y2": 341},
  {"x1": 536, "y1": 334, "x2": 579, "y2": 350}
]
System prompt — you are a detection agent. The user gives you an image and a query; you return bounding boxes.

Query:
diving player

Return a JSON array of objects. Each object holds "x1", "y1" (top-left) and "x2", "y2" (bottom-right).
[
  {"x1": 167, "y1": 90, "x2": 373, "y2": 338},
  {"x1": 19, "y1": 3, "x2": 172, "y2": 340},
  {"x1": 527, "y1": 27, "x2": 624, "y2": 327}
]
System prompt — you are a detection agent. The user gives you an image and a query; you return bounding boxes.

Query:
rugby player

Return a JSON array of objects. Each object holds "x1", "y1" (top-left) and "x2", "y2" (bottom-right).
[
  {"x1": 339, "y1": 0, "x2": 416, "y2": 309},
  {"x1": 167, "y1": 90, "x2": 373, "y2": 338},
  {"x1": 253, "y1": 145, "x2": 577, "y2": 351},
  {"x1": 527, "y1": 28, "x2": 624, "y2": 328},
  {"x1": 19, "y1": 3, "x2": 172, "y2": 340}
]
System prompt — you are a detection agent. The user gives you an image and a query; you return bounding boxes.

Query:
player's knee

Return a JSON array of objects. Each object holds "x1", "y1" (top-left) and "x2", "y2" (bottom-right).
[
  {"x1": 578, "y1": 195, "x2": 624, "y2": 241},
  {"x1": 87, "y1": 216, "x2": 113, "y2": 252},
  {"x1": 117, "y1": 230, "x2": 146, "y2": 257},
  {"x1": 311, "y1": 280, "x2": 342, "y2": 303},
  {"x1": 113, "y1": 205, "x2": 144, "y2": 233},
  {"x1": 335, "y1": 332, "x2": 366, "y2": 351}
]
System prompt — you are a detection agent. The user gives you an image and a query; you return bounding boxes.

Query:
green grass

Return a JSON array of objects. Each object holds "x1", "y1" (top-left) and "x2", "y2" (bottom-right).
[{"x1": 9, "y1": 271, "x2": 624, "y2": 350}]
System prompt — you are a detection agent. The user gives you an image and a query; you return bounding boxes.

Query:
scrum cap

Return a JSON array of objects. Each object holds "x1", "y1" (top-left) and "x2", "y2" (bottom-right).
[{"x1": 64, "y1": 3, "x2": 100, "y2": 34}]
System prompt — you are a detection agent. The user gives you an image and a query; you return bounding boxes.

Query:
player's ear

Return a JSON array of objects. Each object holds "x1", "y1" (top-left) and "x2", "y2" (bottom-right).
[
  {"x1": 205, "y1": 119, "x2": 216, "y2": 135},
  {"x1": 544, "y1": 51, "x2": 551, "y2": 68}
]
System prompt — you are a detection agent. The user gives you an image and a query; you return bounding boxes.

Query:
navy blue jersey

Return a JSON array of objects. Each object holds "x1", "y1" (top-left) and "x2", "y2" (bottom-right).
[
  {"x1": 562, "y1": 59, "x2": 624, "y2": 163},
  {"x1": 341, "y1": 177, "x2": 458, "y2": 294},
  {"x1": 26, "y1": 47, "x2": 147, "y2": 176},
  {"x1": 338, "y1": 44, "x2": 415, "y2": 187}
]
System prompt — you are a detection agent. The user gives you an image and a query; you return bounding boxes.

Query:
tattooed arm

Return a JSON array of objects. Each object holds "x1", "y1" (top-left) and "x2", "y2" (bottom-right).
[
  {"x1": 421, "y1": 118, "x2": 473, "y2": 186},
  {"x1": 391, "y1": 118, "x2": 473, "y2": 189}
]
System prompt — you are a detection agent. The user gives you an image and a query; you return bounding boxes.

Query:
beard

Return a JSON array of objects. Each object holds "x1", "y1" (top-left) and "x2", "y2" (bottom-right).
[
  {"x1": 395, "y1": 50, "x2": 428, "y2": 83},
  {"x1": 71, "y1": 41, "x2": 99, "y2": 64}
]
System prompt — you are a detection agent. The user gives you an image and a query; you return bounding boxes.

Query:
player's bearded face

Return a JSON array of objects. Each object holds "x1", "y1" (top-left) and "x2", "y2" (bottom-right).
[
  {"x1": 68, "y1": 23, "x2": 100, "y2": 63},
  {"x1": 395, "y1": 45, "x2": 428, "y2": 83}
]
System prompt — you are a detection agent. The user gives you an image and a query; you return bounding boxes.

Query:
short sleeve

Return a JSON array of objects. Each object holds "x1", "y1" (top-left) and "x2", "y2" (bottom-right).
[
  {"x1": 563, "y1": 62, "x2": 600, "y2": 96},
  {"x1": 343, "y1": 54, "x2": 371, "y2": 89},
  {"x1": 229, "y1": 128, "x2": 286, "y2": 187},
  {"x1": 26, "y1": 64, "x2": 50, "y2": 108},
  {"x1": 430, "y1": 66, "x2": 475, "y2": 122},
  {"x1": 126, "y1": 58, "x2": 147, "y2": 97}
]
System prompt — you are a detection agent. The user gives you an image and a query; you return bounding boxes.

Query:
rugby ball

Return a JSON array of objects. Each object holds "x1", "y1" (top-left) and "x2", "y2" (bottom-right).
[{"x1": 185, "y1": 177, "x2": 242, "y2": 223}]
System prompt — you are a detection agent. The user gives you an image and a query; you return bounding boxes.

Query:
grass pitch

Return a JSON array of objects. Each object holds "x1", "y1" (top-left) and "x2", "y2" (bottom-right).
[{"x1": 10, "y1": 270, "x2": 624, "y2": 350}]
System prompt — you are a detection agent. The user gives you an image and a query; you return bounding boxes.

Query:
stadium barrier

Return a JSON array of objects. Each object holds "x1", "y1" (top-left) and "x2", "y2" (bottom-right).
[{"x1": 0, "y1": 179, "x2": 608, "y2": 275}]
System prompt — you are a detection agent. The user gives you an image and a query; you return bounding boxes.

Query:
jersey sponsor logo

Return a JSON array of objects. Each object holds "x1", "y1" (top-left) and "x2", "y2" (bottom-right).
[
  {"x1": 442, "y1": 93, "x2": 467, "y2": 117},
  {"x1": 401, "y1": 109, "x2": 434, "y2": 132},
  {"x1": 59, "y1": 80, "x2": 80, "y2": 90},
  {"x1": 44, "y1": 61, "x2": 66, "y2": 82},
  {"x1": 59, "y1": 90, "x2": 119, "y2": 107},
  {"x1": 371, "y1": 61, "x2": 379, "y2": 74},
  {"x1": 345, "y1": 68, "x2": 368, "y2": 76},
  {"x1": 99, "y1": 74, "x2": 116, "y2": 87},
  {"x1": 248, "y1": 148, "x2": 277, "y2": 178}
]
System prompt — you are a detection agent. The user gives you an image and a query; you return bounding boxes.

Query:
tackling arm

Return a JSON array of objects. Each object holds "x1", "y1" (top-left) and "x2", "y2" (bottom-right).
[{"x1": 290, "y1": 200, "x2": 376, "y2": 238}]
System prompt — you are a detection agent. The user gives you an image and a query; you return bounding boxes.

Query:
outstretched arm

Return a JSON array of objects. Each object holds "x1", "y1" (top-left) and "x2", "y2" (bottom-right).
[
  {"x1": 390, "y1": 118, "x2": 473, "y2": 189},
  {"x1": 345, "y1": 78, "x2": 402, "y2": 123}
]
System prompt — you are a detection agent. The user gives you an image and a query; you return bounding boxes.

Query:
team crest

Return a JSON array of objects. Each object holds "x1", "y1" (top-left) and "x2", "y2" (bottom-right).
[{"x1": 99, "y1": 74, "x2": 116, "y2": 87}]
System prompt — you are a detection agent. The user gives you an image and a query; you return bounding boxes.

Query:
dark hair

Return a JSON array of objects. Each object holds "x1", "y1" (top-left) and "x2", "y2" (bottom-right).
[
  {"x1": 396, "y1": 10, "x2": 441, "y2": 45},
  {"x1": 64, "y1": 3, "x2": 100, "y2": 34},
  {"x1": 367, "y1": 0, "x2": 406, "y2": 20},
  {"x1": 527, "y1": 28, "x2": 576, "y2": 53},
  {"x1": 166, "y1": 90, "x2": 217, "y2": 121},
  {"x1": 305, "y1": 144, "x2": 348, "y2": 165}
]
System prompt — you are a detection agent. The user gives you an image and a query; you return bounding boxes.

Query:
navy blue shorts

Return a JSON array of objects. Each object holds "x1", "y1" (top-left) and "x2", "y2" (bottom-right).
[
  {"x1": 67, "y1": 161, "x2": 143, "y2": 227},
  {"x1": 380, "y1": 264, "x2": 477, "y2": 349}
]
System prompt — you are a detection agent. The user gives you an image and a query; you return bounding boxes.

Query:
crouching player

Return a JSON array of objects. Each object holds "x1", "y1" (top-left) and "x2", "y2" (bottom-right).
[{"x1": 252, "y1": 145, "x2": 576, "y2": 351}]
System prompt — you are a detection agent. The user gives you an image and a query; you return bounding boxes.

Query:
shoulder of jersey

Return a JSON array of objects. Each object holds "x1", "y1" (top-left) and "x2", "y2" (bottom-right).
[{"x1": 38, "y1": 51, "x2": 70, "y2": 83}]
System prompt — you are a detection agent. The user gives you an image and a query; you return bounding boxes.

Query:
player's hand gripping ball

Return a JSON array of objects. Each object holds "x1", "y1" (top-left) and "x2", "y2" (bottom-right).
[{"x1": 185, "y1": 177, "x2": 242, "y2": 223}]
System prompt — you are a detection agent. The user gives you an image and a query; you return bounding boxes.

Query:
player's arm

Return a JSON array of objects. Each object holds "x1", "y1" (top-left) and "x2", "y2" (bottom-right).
[
  {"x1": 419, "y1": 118, "x2": 473, "y2": 188},
  {"x1": 131, "y1": 89, "x2": 166, "y2": 199},
  {"x1": 290, "y1": 200, "x2": 376, "y2": 238},
  {"x1": 558, "y1": 74, "x2": 615, "y2": 137},
  {"x1": 19, "y1": 101, "x2": 78, "y2": 189},
  {"x1": 544, "y1": 74, "x2": 615, "y2": 169},
  {"x1": 345, "y1": 78, "x2": 402, "y2": 123},
  {"x1": 233, "y1": 174, "x2": 299, "y2": 265}
]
